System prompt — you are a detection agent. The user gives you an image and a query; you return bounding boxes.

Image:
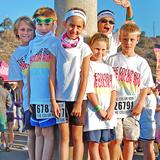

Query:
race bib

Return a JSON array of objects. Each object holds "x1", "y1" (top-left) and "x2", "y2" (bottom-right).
[
  {"x1": 115, "y1": 96, "x2": 136, "y2": 118},
  {"x1": 36, "y1": 104, "x2": 53, "y2": 119},
  {"x1": 56, "y1": 102, "x2": 66, "y2": 124}
]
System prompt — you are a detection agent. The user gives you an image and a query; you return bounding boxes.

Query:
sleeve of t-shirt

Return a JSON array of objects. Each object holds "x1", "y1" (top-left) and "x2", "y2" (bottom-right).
[
  {"x1": 8, "y1": 54, "x2": 23, "y2": 81},
  {"x1": 86, "y1": 62, "x2": 95, "y2": 93},
  {"x1": 81, "y1": 43, "x2": 92, "y2": 58},
  {"x1": 140, "y1": 59, "x2": 155, "y2": 89}
]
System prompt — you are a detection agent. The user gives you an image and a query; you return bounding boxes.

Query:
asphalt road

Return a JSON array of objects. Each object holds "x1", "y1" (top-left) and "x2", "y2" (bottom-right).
[{"x1": 0, "y1": 131, "x2": 148, "y2": 160}]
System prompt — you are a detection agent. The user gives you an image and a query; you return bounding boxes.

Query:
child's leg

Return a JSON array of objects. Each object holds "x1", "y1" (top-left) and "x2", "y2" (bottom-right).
[
  {"x1": 35, "y1": 126, "x2": 43, "y2": 160},
  {"x1": 72, "y1": 125, "x2": 84, "y2": 160},
  {"x1": 88, "y1": 142, "x2": 100, "y2": 160},
  {"x1": 28, "y1": 129, "x2": 35, "y2": 160},
  {"x1": 59, "y1": 123, "x2": 69, "y2": 160},
  {"x1": 123, "y1": 140, "x2": 134, "y2": 160},
  {"x1": 42, "y1": 126, "x2": 54, "y2": 160},
  {"x1": 141, "y1": 140, "x2": 155, "y2": 160},
  {"x1": 7, "y1": 121, "x2": 14, "y2": 144},
  {"x1": 99, "y1": 142, "x2": 110, "y2": 160},
  {"x1": 109, "y1": 140, "x2": 123, "y2": 160}
]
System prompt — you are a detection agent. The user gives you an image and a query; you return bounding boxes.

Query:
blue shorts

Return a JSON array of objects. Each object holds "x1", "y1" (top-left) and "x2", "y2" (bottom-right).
[
  {"x1": 24, "y1": 110, "x2": 35, "y2": 130},
  {"x1": 30, "y1": 117, "x2": 56, "y2": 128},
  {"x1": 139, "y1": 108, "x2": 156, "y2": 141},
  {"x1": 84, "y1": 129, "x2": 115, "y2": 143},
  {"x1": 30, "y1": 104, "x2": 56, "y2": 128}
]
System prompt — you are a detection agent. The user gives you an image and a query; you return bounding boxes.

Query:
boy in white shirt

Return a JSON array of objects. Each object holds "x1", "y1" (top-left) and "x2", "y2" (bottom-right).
[{"x1": 105, "y1": 23, "x2": 154, "y2": 160}]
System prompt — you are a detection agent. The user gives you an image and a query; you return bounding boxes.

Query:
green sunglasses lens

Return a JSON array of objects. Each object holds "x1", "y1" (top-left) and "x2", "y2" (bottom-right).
[
  {"x1": 44, "y1": 18, "x2": 53, "y2": 24},
  {"x1": 35, "y1": 18, "x2": 53, "y2": 24}
]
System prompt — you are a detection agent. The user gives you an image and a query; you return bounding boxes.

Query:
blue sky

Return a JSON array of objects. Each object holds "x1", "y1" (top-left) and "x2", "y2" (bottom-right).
[{"x1": 0, "y1": 0, "x2": 159, "y2": 37}]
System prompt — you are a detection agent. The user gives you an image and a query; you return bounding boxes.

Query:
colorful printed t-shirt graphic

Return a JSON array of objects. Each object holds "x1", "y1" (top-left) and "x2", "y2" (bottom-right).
[
  {"x1": 84, "y1": 61, "x2": 118, "y2": 131},
  {"x1": 53, "y1": 38, "x2": 92, "y2": 101},
  {"x1": 106, "y1": 52, "x2": 154, "y2": 118},
  {"x1": 9, "y1": 46, "x2": 29, "y2": 112},
  {"x1": 26, "y1": 31, "x2": 58, "y2": 104}
]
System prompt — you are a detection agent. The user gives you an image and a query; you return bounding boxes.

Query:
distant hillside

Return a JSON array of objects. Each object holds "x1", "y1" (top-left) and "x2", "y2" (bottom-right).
[
  {"x1": 0, "y1": 30, "x2": 158, "y2": 80},
  {"x1": 0, "y1": 30, "x2": 20, "y2": 63}
]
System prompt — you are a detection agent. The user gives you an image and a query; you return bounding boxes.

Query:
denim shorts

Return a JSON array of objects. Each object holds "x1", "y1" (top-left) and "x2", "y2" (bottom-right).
[{"x1": 84, "y1": 129, "x2": 115, "y2": 143}]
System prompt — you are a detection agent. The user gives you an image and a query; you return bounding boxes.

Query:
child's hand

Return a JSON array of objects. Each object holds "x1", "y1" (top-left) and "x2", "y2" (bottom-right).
[
  {"x1": 71, "y1": 102, "x2": 82, "y2": 117},
  {"x1": 131, "y1": 104, "x2": 143, "y2": 116},
  {"x1": 114, "y1": 0, "x2": 131, "y2": 8},
  {"x1": 97, "y1": 109, "x2": 107, "y2": 119},
  {"x1": 52, "y1": 103, "x2": 61, "y2": 118},
  {"x1": 105, "y1": 107, "x2": 114, "y2": 120}
]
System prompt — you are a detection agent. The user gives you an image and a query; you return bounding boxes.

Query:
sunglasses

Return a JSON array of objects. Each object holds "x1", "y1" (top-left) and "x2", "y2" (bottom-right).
[
  {"x1": 34, "y1": 17, "x2": 54, "y2": 24},
  {"x1": 99, "y1": 19, "x2": 115, "y2": 25}
]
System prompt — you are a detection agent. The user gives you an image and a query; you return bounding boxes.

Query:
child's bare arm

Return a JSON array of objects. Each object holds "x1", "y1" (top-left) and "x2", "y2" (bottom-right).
[
  {"x1": 49, "y1": 55, "x2": 60, "y2": 118},
  {"x1": 105, "y1": 90, "x2": 116, "y2": 120},
  {"x1": 71, "y1": 55, "x2": 91, "y2": 117},
  {"x1": 131, "y1": 88, "x2": 148, "y2": 116},
  {"x1": 88, "y1": 93, "x2": 107, "y2": 119},
  {"x1": 114, "y1": 0, "x2": 133, "y2": 21}
]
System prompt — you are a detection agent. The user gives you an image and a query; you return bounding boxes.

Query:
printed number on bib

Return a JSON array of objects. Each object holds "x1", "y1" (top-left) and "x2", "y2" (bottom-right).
[
  {"x1": 56, "y1": 102, "x2": 66, "y2": 124},
  {"x1": 115, "y1": 96, "x2": 135, "y2": 117},
  {"x1": 36, "y1": 104, "x2": 53, "y2": 119}
]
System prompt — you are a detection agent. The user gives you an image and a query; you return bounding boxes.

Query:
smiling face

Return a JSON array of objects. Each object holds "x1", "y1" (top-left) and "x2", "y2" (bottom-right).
[
  {"x1": 98, "y1": 17, "x2": 114, "y2": 35},
  {"x1": 90, "y1": 40, "x2": 108, "y2": 62},
  {"x1": 17, "y1": 20, "x2": 34, "y2": 46},
  {"x1": 64, "y1": 16, "x2": 84, "y2": 40}
]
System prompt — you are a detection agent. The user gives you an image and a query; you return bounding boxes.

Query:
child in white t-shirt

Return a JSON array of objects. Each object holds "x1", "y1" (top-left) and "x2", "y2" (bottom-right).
[
  {"x1": 49, "y1": 8, "x2": 92, "y2": 160},
  {"x1": 8, "y1": 16, "x2": 35, "y2": 158},
  {"x1": 139, "y1": 87, "x2": 156, "y2": 160},
  {"x1": 105, "y1": 23, "x2": 154, "y2": 160},
  {"x1": 84, "y1": 33, "x2": 118, "y2": 160}
]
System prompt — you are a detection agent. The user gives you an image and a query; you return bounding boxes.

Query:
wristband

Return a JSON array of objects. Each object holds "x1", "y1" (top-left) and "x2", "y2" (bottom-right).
[
  {"x1": 126, "y1": 16, "x2": 133, "y2": 21},
  {"x1": 95, "y1": 105, "x2": 100, "y2": 112}
]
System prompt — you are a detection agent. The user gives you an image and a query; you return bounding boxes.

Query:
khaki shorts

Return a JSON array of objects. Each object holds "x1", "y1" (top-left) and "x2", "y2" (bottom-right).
[{"x1": 115, "y1": 117, "x2": 140, "y2": 141}]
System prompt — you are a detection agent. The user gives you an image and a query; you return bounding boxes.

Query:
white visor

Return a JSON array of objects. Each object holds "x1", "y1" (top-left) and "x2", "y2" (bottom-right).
[{"x1": 64, "y1": 10, "x2": 87, "y2": 25}]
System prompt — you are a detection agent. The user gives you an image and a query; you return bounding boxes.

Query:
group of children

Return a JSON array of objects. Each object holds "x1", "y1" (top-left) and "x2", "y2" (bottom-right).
[{"x1": 7, "y1": 0, "x2": 159, "y2": 160}]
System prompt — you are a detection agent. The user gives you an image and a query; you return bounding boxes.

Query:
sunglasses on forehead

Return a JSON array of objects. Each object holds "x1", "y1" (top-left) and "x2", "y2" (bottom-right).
[
  {"x1": 34, "y1": 17, "x2": 54, "y2": 24},
  {"x1": 99, "y1": 19, "x2": 115, "y2": 25}
]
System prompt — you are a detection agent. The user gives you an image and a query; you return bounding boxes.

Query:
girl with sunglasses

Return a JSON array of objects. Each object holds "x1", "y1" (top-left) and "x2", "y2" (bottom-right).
[
  {"x1": 50, "y1": 7, "x2": 92, "y2": 160},
  {"x1": 98, "y1": 0, "x2": 133, "y2": 60},
  {"x1": 26, "y1": 7, "x2": 58, "y2": 160}
]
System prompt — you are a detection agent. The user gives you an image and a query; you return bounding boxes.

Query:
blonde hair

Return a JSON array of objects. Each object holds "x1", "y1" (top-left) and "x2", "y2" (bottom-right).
[
  {"x1": 14, "y1": 16, "x2": 35, "y2": 39},
  {"x1": 120, "y1": 23, "x2": 141, "y2": 37},
  {"x1": 33, "y1": 7, "x2": 57, "y2": 20},
  {"x1": 89, "y1": 32, "x2": 109, "y2": 50}
]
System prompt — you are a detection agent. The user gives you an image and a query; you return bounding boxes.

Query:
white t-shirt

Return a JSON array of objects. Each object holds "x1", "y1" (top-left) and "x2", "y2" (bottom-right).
[
  {"x1": 103, "y1": 31, "x2": 120, "y2": 61},
  {"x1": 140, "y1": 93, "x2": 156, "y2": 122},
  {"x1": 106, "y1": 52, "x2": 155, "y2": 118},
  {"x1": 8, "y1": 46, "x2": 29, "y2": 111},
  {"x1": 53, "y1": 39, "x2": 92, "y2": 101},
  {"x1": 84, "y1": 61, "x2": 118, "y2": 131},
  {"x1": 26, "y1": 31, "x2": 58, "y2": 104}
]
